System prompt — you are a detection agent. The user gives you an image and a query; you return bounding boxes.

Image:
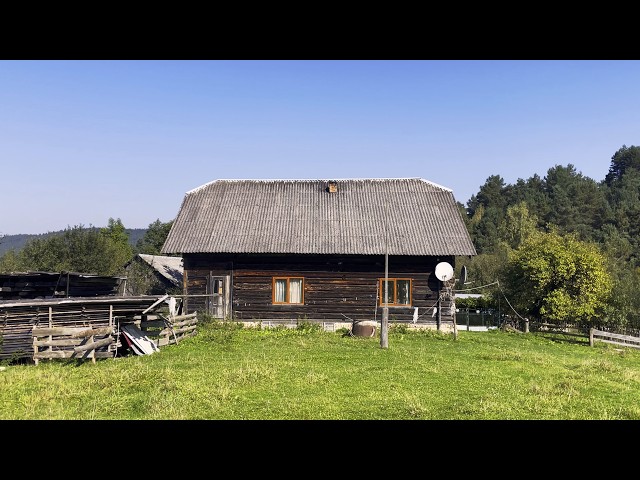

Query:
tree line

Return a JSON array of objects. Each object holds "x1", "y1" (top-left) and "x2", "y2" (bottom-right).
[
  {"x1": 458, "y1": 144, "x2": 640, "y2": 332},
  {"x1": 0, "y1": 218, "x2": 174, "y2": 278}
]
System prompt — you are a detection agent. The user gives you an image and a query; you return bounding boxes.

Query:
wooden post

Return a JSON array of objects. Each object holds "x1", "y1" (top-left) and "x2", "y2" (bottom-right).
[
  {"x1": 109, "y1": 304, "x2": 114, "y2": 357},
  {"x1": 33, "y1": 335, "x2": 39, "y2": 366},
  {"x1": 380, "y1": 197, "x2": 389, "y2": 349},
  {"x1": 381, "y1": 252, "x2": 389, "y2": 349},
  {"x1": 47, "y1": 306, "x2": 53, "y2": 359},
  {"x1": 589, "y1": 328, "x2": 594, "y2": 347},
  {"x1": 452, "y1": 303, "x2": 458, "y2": 340},
  {"x1": 436, "y1": 283, "x2": 441, "y2": 331}
]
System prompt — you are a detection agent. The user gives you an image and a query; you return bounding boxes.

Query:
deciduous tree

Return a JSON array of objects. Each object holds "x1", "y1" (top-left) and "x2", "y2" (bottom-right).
[{"x1": 502, "y1": 230, "x2": 613, "y2": 325}]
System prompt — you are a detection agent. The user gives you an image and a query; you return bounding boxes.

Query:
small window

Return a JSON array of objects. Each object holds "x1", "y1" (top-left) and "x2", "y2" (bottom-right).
[
  {"x1": 273, "y1": 277, "x2": 304, "y2": 304},
  {"x1": 379, "y1": 278, "x2": 412, "y2": 306}
]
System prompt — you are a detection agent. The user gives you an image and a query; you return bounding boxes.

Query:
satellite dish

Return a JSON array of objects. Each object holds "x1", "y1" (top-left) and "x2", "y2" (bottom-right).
[
  {"x1": 435, "y1": 262, "x2": 454, "y2": 282},
  {"x1": 460, "y1": 265, "x2": 468, "y2": 285}
]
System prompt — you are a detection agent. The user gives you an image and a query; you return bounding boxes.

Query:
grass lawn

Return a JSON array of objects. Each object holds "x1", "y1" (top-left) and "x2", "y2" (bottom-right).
[{"x1": 2, "y1": 320, "x2": 640, "y2": 420}]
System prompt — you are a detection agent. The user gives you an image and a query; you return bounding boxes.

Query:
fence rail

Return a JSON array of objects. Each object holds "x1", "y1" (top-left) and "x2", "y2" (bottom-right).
[
  {"x1": 32, "y1": 326, "x2": 115, "y2": 365},
  {"x1": 590, "y1": 329, "x2": 640, "y2": 350}
]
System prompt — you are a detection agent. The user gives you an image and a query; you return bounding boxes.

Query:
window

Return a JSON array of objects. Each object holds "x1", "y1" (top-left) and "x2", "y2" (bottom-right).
[
  {"x1": 378, "y1": 278, "x2": 412, "y2": 306},
  {"x1": 273, "y1": 277, "x2": 304, "y2": 304}
]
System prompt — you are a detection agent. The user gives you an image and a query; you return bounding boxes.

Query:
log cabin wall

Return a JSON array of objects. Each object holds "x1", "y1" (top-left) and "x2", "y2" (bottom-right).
[{"x1": 183, "y1": 253, "x2": 455, "y2": 323}]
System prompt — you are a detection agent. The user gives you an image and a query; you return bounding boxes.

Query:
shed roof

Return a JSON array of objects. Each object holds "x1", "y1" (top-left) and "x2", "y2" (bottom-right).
[
  {"x1": 136, "y1": 254, "x2": 183, "y2": 287},
  {"x1": 161, "y1": 178, "x2": 477, "y2": 257}
]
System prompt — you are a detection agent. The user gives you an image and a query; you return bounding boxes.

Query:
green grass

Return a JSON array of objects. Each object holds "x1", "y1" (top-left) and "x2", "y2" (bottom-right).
[{"x1": 2, "y1": 320, "x2": 640, "y2": 419}]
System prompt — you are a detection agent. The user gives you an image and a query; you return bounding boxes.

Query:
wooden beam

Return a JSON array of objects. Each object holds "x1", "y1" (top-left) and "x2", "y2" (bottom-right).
[{"x1": 73, "y1": 337, "x2": 114, "y2": 353}]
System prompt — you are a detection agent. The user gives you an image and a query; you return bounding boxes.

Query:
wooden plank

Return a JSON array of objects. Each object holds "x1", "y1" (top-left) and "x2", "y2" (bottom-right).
[
  {"x1": 597, "y1": 339, "x2": 640, "y2": 349},
  {"x1": 593, "y1": 330, "x2": 639, "y2": 342},
  {"x1": 73, "y1": 327, "x2": 113, "y2": 338},
  {"x1": 142, "y1": 294, "x2": 169, "y2": 314},
  {"x1": 73, "y1": 337, "x2": 114, "y2": 353},
  {"x1": 34, "y1": 338, "x2": 86, "y2": 347},
  {"x1": 172, "y1": 318, "x2": 198, "y2": 328},
  {"x1": 34, "y1": 350, "x2": 72, "y2": 359},
  {"x1": 159, "y1": 324, "x2": 197, "y2": 336},
  {"x1": 32, "y1": 326, "x2": 113, "y2": 337},
  {"x1": 591, "y1": 329, "x2": 640, "y2": 349}
]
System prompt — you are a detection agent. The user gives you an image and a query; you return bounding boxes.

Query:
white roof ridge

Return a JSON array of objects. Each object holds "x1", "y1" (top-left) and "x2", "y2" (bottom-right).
[{"x1": 187, "y1": 177, "x2": 451, "y2": 194}]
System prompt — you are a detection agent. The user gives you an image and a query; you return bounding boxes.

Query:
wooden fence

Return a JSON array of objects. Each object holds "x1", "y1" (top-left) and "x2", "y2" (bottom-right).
[
  {"x1": 528, "y1": 321, "x2": 640, "y2": 349},
  {"x1": 32, "y1": 326, "x2": 115, "y2": 365},
  {"x1": 133, "y1": 312, "x2": 198, "y2": 347},
  {"x1": 0, "y1": 296, "x2": 161, "y2": 362},
  {"x1": 0, "y1": 295, "x2": 200, "y2": 364},
  {"x1": 590, "y1": 329, "x2": 640, "y2": 350}
]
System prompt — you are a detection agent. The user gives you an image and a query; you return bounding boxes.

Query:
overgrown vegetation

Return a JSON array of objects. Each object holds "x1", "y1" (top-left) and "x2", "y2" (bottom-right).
[
  {"x1": 1, "y1": 321, "x2": 640, "y2": 420},
  {"x1": 459, "y1": 144, "x2": 640, "y2": 332}
]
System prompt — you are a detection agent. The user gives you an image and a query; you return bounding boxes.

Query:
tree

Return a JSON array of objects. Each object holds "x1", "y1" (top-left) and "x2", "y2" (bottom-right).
[
  {"x1": 601, "y1": 265, "x2": 640, "y2": 332},
  {"x1": 604, "y1": 144, "x2": 640, "y2": 187},
  {"x1": 599, "y1": 224, "x2": 635, "y2": 268},
  {"x1": 502, "y1": 230, "x2": 613, "y2": 325},
  {"x1": 135, "y1": 219, "x2": 174, "y2": 255},
  {"x1": 467, "y1": 174, "x2": 508, "y2": 216},
  {"x1": 100, "y1": 218, "x2": 133, "y2": 274},
  {"x1": 543, "y1": 164, "x2": 610, "y2": 241},
  {"x1": 604, "y1": 168, "x2": 640, "y2": 264},
  {"x1": 469, "y1": 206, "x2": 504, "y2": 254},
  {"x1": 7, "y1": 221, "x2": 133, "y2": 276},
  {"x1": 0, "y1": 249, "x2": 22, "y2": 273},
  {"x1": 497, "y1": 201, "x2": 539, "y2": 250},
  {"x1": 457, "y1": 251, "x2": 506, "y2": 308},
  {"x1": 507, "y1": 174, "x2": 550, "y2": 222}
]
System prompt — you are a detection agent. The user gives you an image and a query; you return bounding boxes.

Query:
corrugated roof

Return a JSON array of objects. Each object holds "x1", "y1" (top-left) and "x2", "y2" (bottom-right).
[
  {"x1": 137, "y1": 254, "x2": 183, "y2": 286},
  {"x1": 161, "y1": 178, "x2": 477, "y2": 256}
]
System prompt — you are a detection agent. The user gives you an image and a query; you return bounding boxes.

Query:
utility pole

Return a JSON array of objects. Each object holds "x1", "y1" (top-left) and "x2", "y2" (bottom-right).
[
  {"x1": 381, "y1": 197, "x2": 389, "y2": 349},
  {"x1": 381, "y1": 249, "x2": 389, "y2": 348}
]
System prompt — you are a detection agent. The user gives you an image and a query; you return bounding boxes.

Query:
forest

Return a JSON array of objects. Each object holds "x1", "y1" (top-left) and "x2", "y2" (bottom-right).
[
  {"x1": 458, "y1": 144, "x2": 640, "y2": 332},
  {"x1": 1, "y1": 144, "x2": 639, "y2": 332}
]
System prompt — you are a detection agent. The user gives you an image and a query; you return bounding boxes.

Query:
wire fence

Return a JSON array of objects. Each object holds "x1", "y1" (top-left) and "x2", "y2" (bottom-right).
[{"x1": 455, "y1": 308, "x2": 501, "y2": 329}]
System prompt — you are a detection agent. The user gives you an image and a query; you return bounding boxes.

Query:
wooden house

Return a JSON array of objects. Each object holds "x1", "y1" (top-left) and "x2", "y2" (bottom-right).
[{"x1": 161, "y1": 178, "x2": 477, "y2": 328}]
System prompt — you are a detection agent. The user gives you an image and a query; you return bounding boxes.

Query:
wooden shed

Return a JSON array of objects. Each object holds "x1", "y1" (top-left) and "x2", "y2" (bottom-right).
[
  {"x1": 161, "y1": 178, "x2": 477, "y2": 329},
  {"x1": 123, "y1": 254, "x2": 183, "y2": 296},
  {"x1": 0, "y1": 271, "x2": 125, "y2": 300}
]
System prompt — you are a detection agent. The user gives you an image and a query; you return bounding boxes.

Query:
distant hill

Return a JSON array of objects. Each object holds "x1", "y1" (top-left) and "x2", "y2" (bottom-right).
[{"x1": 0, "y1": 229, "x2": 147, "y2": 256}]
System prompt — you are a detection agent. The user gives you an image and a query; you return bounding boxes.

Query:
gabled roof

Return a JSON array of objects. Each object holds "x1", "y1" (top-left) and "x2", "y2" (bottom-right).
[
  {"x1": 136, "y1": 254, "x2": 183, "y2": 287},
  {"x1": 161, "y1": 178, "x2": 477, "y2": 256}
]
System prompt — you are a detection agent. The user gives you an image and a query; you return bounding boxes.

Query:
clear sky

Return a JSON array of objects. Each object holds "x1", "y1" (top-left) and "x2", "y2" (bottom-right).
[{"x1": 1, "y1": 60, "x2": 638, "y2": 235}]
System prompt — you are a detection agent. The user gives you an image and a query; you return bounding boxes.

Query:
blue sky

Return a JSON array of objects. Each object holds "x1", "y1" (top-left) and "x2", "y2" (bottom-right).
[{"x1": 1, "y1": 60, "x2": 639, "y2": 235}]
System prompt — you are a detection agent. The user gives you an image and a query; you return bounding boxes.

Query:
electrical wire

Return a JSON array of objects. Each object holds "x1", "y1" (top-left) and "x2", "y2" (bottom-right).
[
  {"x1": 496, "y1": 280, "x2": 529, "y2": 322},
  {"x1": 454, "y1": 281, "x2": 499, "y2": 293},
  {"x1": 455, "y1": 278, "x2": 529, "y2": 323}
]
